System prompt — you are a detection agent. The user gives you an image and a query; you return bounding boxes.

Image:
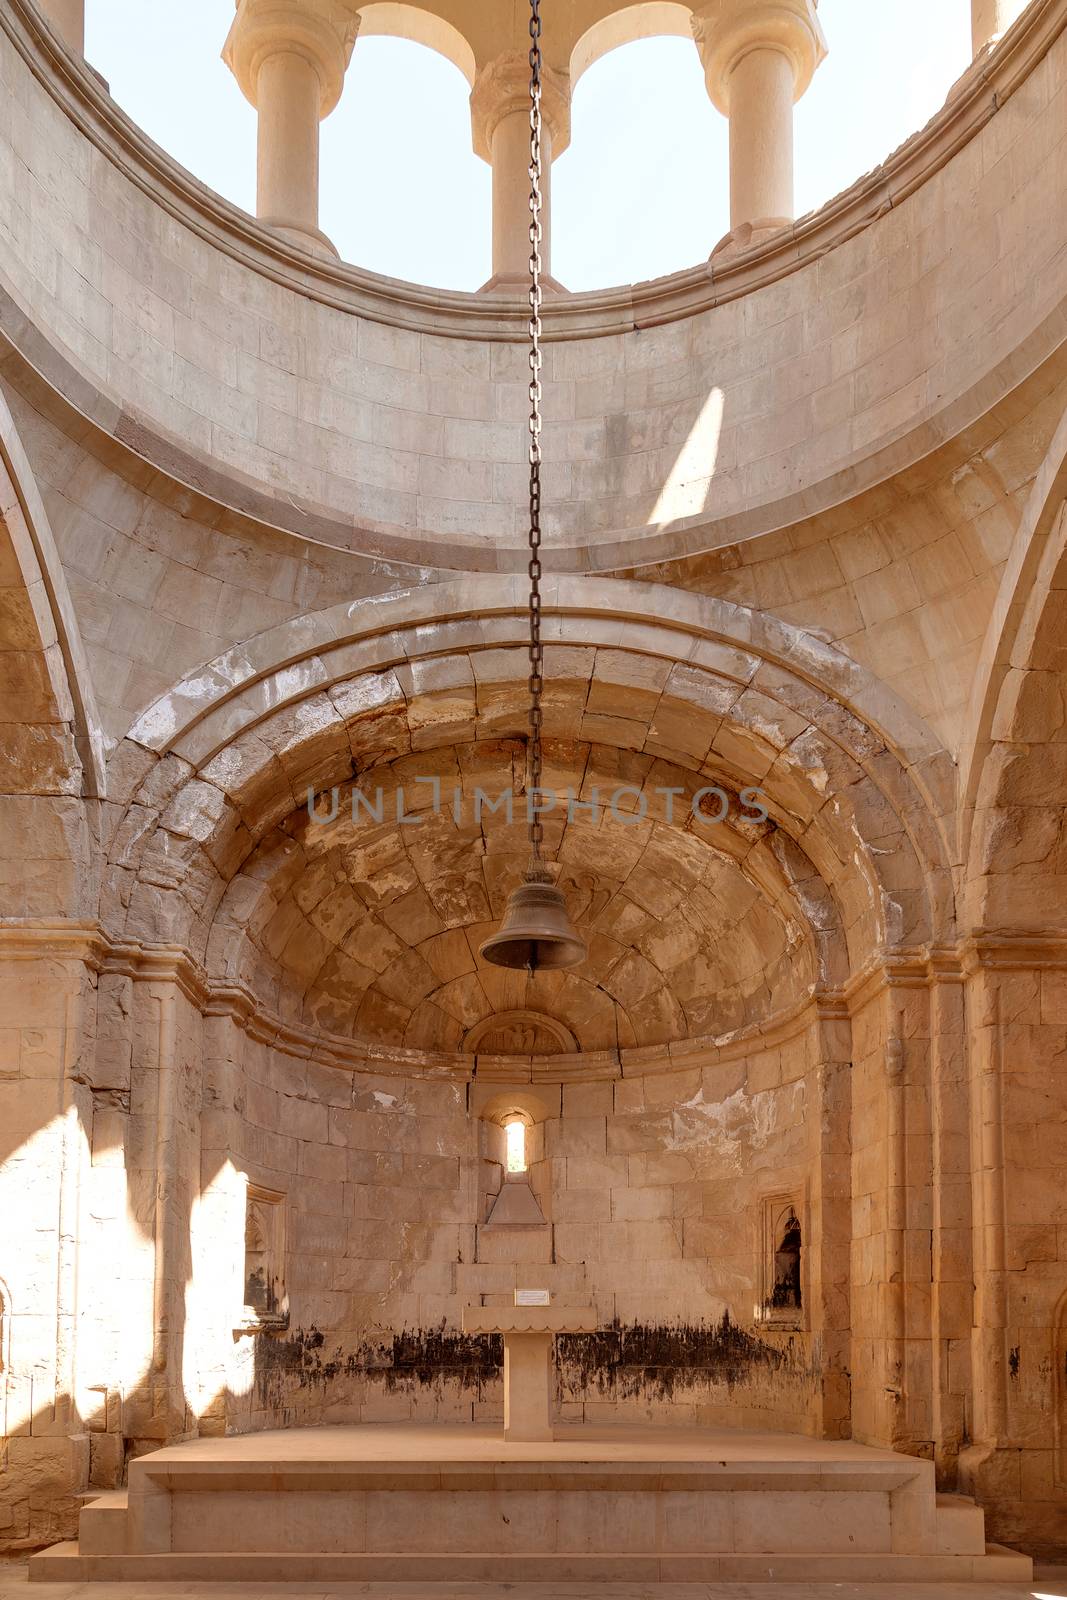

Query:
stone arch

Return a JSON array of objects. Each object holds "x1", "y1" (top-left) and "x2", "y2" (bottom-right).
[
  {"x1": 0, "y1": 392, "x2": 102, "y2": 918},
  {"x1": 115, "y1": 579, "x2": 952, "y2": 934},
  {"x1": 570, "y1": 2, "x2": 695, "y2": 84},
  {"x1": 103, "y1": 577, "x2": 952, "y2": 1071},
  {"x1": 960, "y1": 400, "x2": 1067, "y2": 931},
  {"x1": 960, "y1": 401, "x2": 1067, "y2": 858},
  {"x1": 0, "y1": 391, "x2": 104, "y2": 801},
  {"x1": 355, "y1": 3, "x2": 477, "y2": 82}
]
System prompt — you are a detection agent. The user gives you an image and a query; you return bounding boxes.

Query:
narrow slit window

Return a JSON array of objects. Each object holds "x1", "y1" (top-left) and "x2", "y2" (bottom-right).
[{"x1": 505, "y1": 1118, "x2": 527, "y2": 1173}]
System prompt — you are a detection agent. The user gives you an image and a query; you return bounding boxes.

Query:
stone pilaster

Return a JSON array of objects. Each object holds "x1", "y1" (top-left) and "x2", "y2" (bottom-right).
[
  {"x1": 223, "y1": 0, "x2": 360, "y2": 257},
  {"x1": 692, "y1": 0, "x2": 826, "y2": 254},
  {"x1": 470, "y1": 52, "x2": 570, "y2": 291}
]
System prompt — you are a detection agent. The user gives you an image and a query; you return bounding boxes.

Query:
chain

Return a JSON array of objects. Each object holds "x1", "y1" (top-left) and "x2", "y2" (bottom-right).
[{"x1": 526, "y1": 0, "x2": 545, "y2": 869}]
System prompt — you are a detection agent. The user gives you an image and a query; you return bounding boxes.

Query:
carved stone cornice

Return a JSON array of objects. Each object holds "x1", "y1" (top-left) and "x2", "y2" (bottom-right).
[
  {"x1": 842, "y1": 934, "x2": 1067, "y2": 1013},
  {"x1": 5, "y1": 922, "x2": 1066, "y2": 1076},
  {"x1": 0, "y1": 919, "x2": 830, "y2": 1082},
  {"x1": 959, "y1": 931, "x2": 1067, "y2": 973}
]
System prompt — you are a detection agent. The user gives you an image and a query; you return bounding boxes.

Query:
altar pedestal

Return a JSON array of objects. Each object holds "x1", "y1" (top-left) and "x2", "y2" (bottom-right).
[{"x1": 462, "y1": 1305, "x2": 597, "y2": 1442}]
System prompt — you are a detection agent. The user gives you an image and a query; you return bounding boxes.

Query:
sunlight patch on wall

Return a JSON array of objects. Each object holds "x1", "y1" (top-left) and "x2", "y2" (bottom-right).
[{"x1": 649, "y1": 386, "x2": 725, "y2": 527}]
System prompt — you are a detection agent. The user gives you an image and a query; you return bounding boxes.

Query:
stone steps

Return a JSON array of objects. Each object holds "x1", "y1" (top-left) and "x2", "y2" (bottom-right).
[
  {"x1": 30, "y1": 1542, "x2": 1034, "y2": 1583},
  {"x1": 76, "y1": 1491, "x2": 127, "y2": 1557},
  {"x1": 936, "y1": 1491, "x2": 989, "y2": 1554},
  {"x1": 26, "y1": 1424, "x2": 1033, "y2": 1586}
]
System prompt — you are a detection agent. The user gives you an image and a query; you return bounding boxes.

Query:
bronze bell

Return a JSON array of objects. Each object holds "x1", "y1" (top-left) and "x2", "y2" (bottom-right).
[{"x1": 480, "y1": 865, "x2": 587, "y2": 971}]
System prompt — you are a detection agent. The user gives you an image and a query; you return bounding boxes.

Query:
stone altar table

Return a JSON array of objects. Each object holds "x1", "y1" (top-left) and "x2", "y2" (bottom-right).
[{"x1": 462, "y1": 1304, "x2": 597, "y2": 1441}]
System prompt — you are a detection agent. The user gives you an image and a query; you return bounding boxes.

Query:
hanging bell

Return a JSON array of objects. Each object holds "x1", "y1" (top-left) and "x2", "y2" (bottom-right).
[{"x1": 480, "y1": 865, "x2": 587, "y2": 971}]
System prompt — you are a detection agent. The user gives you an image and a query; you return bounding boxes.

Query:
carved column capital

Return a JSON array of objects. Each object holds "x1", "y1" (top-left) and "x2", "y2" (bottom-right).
[
  {"x1": 223, "y1": 0, "x2": 361, "y2": 119},
  {"x1": 692, "y1": 0, "x2": 826, "y2": 114},
  {"x1": 470, "y1": 52, "x2": 571, "y2": 163}
]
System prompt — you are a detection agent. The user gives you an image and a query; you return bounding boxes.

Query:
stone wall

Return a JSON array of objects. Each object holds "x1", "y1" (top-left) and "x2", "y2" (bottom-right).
[
  {"x1": 186, "y1": 1016, "x2": 825, "y2": 1438},
  {"x1": 0, "y1": 0, "x2": 1062, "y2": 559},
  {"x1": 0, "y1": 0, "x2": 1066, "y2": 1566}
]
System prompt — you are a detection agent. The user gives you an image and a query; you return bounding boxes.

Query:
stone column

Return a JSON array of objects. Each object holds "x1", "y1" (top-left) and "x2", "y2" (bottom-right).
[
  {"x1": 223, "y1": 0, "x2": 360, "y2": 257},
  {"x1": 38, "y1": 0, "x2": 84, "y2": 53},
  {"x1": 471, "y1": 53, "x2": 571, "y2": 293},
  {"x1": 971, "y1": 0, "x2": 1027, "y2": 54},
  {"x1": 693, "y1": 0, "x2": 826, "y2": 254}
]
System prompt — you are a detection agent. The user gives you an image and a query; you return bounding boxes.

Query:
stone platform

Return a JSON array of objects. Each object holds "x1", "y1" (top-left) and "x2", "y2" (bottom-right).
[{"x1": 29, "y1": 1424, "x2": 1033, "y2": 1585}]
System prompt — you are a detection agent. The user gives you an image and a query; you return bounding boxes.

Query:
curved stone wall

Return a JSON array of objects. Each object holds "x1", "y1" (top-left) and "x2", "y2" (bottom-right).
[{"x1": 0, "y1": 0, "x2": 1064, "y2": 569}]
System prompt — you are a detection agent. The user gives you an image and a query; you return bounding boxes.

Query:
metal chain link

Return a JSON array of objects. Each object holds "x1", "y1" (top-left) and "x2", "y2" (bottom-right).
[{"x1": 526, "y1": 0, "x2": 545, "y2": 869}]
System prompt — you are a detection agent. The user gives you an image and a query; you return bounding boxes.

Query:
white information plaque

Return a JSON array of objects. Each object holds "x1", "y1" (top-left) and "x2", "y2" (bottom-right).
[{"x1": 514, "y1": 1288, "x2": 550, "y2": 1307}]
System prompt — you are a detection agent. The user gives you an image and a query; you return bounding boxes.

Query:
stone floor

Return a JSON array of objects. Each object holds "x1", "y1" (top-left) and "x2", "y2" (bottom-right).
[{"x1": 4, "y1": 1562, "x2": 1067, "y2": 1599}]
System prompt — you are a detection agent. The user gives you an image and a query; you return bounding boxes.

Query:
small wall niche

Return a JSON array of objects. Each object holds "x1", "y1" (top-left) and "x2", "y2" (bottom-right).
[
  {"x1": 475, "y1": 1089, "x2": 552, "y2": 1233},
  {"x1": 757, "y1": 1194, "x2": 806, "y2": 1329},
  {"x1": 239, "y1": 1182, "x2": 289, "y2": 1333}
]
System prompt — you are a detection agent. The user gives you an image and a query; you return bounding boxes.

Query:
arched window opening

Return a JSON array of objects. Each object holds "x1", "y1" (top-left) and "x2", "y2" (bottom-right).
[
  {"x1": 321, "y1": 37, "x2": 489, "y2": 287},
  {"x1": 555, "y1": 37, "x2": 727, "y2": 289},
  {"x1": 795, "y1": 0, "x2": 969, "y2": 220},
  {"x1": 505, "y1": 1117, "x2": 528, "y2": 1175}
]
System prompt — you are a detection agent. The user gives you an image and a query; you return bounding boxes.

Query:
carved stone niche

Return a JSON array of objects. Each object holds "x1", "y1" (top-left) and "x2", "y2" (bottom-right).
[
  {"x1": 756, "y1": 1193, "x2": 806, "y2": 1330},
  {"x1": 473, "y1": 1088, "x2": 558, "y2": 1237},
  {"x1": 236, "y1": 1182, "x2": 289, "y2": 1335},
  {"x1": 464, "y1": 1010, "x2": 578, "y2": 1057}
]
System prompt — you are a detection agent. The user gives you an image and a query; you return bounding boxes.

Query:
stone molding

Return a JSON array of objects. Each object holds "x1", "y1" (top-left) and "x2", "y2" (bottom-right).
[
  {"x1": 4, "y1": 0, "x2": 1063, "y2": 337},
  {"x1": 4, "y1": 919, "x2": 1063, "y2": 1081},
  {"x1": 122, "y1": 576, "x2": 949, "y2": 780},
  {"x1": 222, "y1": 0, "x2": 361, "y2": 117},
  {"x1": 469, "y1": 52, "x2": 571, "y2": 162},
  {"x1": 0, "y1": 917, "x2": 829, "y2": 1079},
  {"x1": 692, "y1": 0, "x2": 827, "y2": 115},
  {"x1": 463, "y1": 1010, "x2": 579, "y2": 1054}
]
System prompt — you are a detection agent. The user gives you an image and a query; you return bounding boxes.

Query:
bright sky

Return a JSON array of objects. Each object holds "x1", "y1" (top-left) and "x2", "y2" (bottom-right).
[{"x1": 84, "y1": 1, "x2": 970, "y2": 293}]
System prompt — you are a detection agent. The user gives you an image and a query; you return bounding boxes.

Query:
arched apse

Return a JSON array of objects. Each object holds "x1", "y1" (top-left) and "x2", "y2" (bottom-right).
[{"x1": 102, "y1": 577, "x2": 954, "y2": 1071}]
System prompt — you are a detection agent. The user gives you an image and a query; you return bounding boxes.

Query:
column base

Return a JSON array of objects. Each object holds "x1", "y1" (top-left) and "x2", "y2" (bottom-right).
[
  {"x1": 477, "y1": 272, "x2": 569, "y2": 296},
  {"x1": 259, "y1": 218, "x2": 340, "y2": 260},
  {"x1": 710, "y1": 218, "x2": 793, "y2": 262}
]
